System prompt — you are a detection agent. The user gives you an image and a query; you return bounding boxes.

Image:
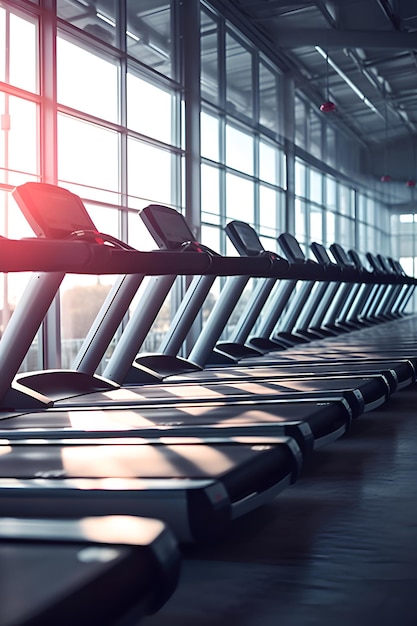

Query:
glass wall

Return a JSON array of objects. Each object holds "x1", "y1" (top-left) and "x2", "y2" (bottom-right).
[{"x1": 0, "y1": 0, "x2": 395, "y2": 374}]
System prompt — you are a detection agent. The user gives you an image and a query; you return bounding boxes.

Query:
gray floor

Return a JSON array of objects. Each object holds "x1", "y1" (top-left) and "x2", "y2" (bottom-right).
[{"x1": 144, "y1": 382, "x2": 417, "y2": 626}]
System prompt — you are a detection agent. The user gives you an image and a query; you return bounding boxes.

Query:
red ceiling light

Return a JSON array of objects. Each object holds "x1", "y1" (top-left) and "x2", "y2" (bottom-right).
[
  {"x1": 320, "y1": 48, "x2": 336, "y2": 113},
  {"x1": 380, "y1": 174, "x2": 392, "y2": 182},
  {"x1": 406, "y1": 179, "x2": 416, "y2": 187},
  {"x1": 320, "y1": 100, "x2": 336, "y2": 112}
]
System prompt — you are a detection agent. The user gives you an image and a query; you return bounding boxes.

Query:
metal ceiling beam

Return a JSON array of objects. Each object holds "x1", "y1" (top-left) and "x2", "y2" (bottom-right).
[
  {"x1": 376, "y1": 0, "x2": 401, "y2": 30},
  {"x1": 272, "y1": 28, "x2": 417, "y2": 49}
]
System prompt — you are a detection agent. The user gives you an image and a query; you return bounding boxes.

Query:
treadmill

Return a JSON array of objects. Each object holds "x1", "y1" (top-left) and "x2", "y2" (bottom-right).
[
  {"x1": 0, "y1": 434, "x2": 302, "y2": 543},
  {"x1": 0, "y1": 182, "x2": 354, "y2": 453},
  {"x1": 0, "y1": 204, "x2": 307, "y2": 543},
  {"x1": 265, "y1": 242, "x2": 417, "y2": 379},
  {"x1": 0, "y1": 514, "x2": 181, "y2": 625},
  {"x1": 7, "y1": 186, "x2": 391, "y2": 417}
]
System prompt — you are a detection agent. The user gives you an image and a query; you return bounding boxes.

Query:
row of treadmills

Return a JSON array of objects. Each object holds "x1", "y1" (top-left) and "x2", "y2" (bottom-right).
[{"x1": 1, "y1": 181, "x2": 416, "y2": 624}]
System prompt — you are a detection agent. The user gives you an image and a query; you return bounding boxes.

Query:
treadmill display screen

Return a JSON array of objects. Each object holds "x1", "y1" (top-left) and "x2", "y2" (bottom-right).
[
  {"x1": 330, "y1": 243, "x2": 354, "y2": 267},
  {"x1": 311, "y1": 242, "x2": 331, "y2": 265},
  {"x1": 225, "y1": 221, "x2": 264, "y2": 256},
  {"x1": 13, "y1": 183, "x2": 97, "y2": 239},
  {"x1": 278, "y1": 233, "x2": 305, "y2": 262},
  {"x1": 140, "y1": 204, "x2": 195, "y2": 250},
  {"x1": 348, "y1": 249, "x2": 364, "y2": 269}
]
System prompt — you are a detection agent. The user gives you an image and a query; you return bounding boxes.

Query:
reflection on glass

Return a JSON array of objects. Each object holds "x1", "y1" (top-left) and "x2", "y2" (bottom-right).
[
  {"x1": 309, "y1": 110, "x2": 322, "y2": 159},
  {"x1": 259, "y1": 62, "x2": 279, "y2": 135},
  {"x1": 226, "y1": 33, "x2": 253, "y2": 120},
  {"x1": 201, "y1": 10, "x2": 219, "y2": 105},
  {"x1": 295, "y1": 97, "x2": 306, "y2": 148},
  {"x1": 57, "y1": 0, "x2": 117, "y2": 47},
  {"x1": 126, "y1": 0, "x2": 172, "y2": 77}
]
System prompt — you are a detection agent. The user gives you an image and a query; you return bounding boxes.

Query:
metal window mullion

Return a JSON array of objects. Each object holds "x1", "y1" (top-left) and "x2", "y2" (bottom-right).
[{"x1": 40, "y1": 0, "x2": 61, "y2": 369}]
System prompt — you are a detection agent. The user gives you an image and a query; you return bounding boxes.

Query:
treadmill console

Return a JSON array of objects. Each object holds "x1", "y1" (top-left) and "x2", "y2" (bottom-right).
[
  {"x1": 140, "y1": 204, "x2": 197, "y2": 250},
  {"x1": 139, "y1": 204, "x2": 218, "y2": 255},
  {"x1": 329, "y1": 243, "x2": 355, "y2": 268},
  {"x1": 310, "y1": 242, "x2": 333, "y2": 266},
  {"x1": 13, "y1": 182, "x2": 98, "y2": 239},
  {"x1": 348, "y1": 249, "x2": 365, "y2": 270},
  {"x1": 278, "y1": 233, "x2": 306, "y2": 263},
  {"x1": 366, "y1": 252, "x2": 385, "y2": 273},
  {"x1": 377, "y1": 254, "x2": 395, "y2": 275},
  {"x1": 388, "y1": 257, "x2": 406, "y2": 276},
  {"x1": 225, "y1": 220, "x2": 265, "y2": 257},
  {"x1": 13, "y1": 182, "x2": 135, "y2": 250}
]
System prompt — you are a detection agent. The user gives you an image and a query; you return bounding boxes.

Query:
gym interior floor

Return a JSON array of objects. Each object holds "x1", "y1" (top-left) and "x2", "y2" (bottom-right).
[{"x1": 142, "y1": 380, "x2": 417, "y2": 626}]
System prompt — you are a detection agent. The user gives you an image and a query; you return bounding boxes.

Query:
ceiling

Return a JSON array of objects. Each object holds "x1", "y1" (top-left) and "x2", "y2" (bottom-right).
[{"x1": 229, "y1": 0, "x2": 417, "y2": 184}]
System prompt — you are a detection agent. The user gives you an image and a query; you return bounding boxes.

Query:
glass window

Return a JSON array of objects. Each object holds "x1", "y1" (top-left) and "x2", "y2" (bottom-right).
[
  {"x1": 0, "y1": 94, "x2": 39, "y2": 186},
  {"x1": 226, "y1": 124, "x2": 253, "y2": 175},
  {"x1": 60, "y1": 273, "x2": 116, "y2": 370},
  {"x1": 326, "y1": 210, "x2": 336, "y2": 245},
  {"x1": 201, "y1": 111, "x2": 219, "y2": 162},
  {"x1": 259, "y1": 141, "x2": 278, "y2": 185},
  {"x1": 325, "y1": 125, "x2": 336, "y2": 164},
  {"x1": 127, "y1": 138, "x2": 172, "y2": 206},
  {"x1": 310, "y1": 206, "x2": 323, "y2": 243},
  {"x1": 127, "y1": 73, "x2": 173, "y2": 144},
  {"x1": 339, "y1": 183, "x2": 353, "y2": 216},
  {"x1": 201, "y1": 223, "x2": 221, "y2": 254},
  {"x1": 338, "y1": 215, "x2": 355, "y2": 247},
  {"x1": 295, "y1": 198, "x2": 306, "y2": 242},
  {"x1": 128, "y1": 209, "x2": 159, "y2": 250},
  {"x1": 295, "y1": 159, "x2": 306, "y2": 197},
  {"x1": 225, "y1": 33, "x2": 253, "y2": 120},
  {"x1": 57, "y1": 37, "x2": 119, "y2": 123},
  {"x1": 201, "y1": 163, "x2": 220, "y2": 218},
  {"x1": 309, "y1": 169, "x2": 322, "y2": 205},
  {"x1": 0, "y1": 8, "x2": 4, "y2": 83},
  {"x1": 57, "y1": 0, "x2": 118, "y2": 47},
  {"x1": 225, "y1": 172, "x2": 254, "y2": 223},
  {"x1": 295, "y1": 97, "x2": 306, "y2": 148},
  {"x1": 58, "y1": 115, "x2": 119, "y2": 201},
  {"x1": 259, "y1": 185, "x2": 283, "y2": 236},
  {"x1": 325, "y1": 175, "x2": 337, "y2": 210},
  {"x1": 126, "y1": 1, "x2": 172, "y2": 77},
  {"x1": 8, "y1": 12, "x2": 38, "y2": 92},
  {"x1": 400, "y1": 214, "x2": 414, "y2": 223},
  {"x1": 0, "y1": 189, "x2": 34, "y2": 240},
  {"x1": 201, "y1": 10, "x2": 219, "y2": 105},
  {"x1": 259, "y1": 61, "x2": 279, "y2": 135},
  {"x1": 309, "y1": 110, "x2": 322, "y2": 159}
]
